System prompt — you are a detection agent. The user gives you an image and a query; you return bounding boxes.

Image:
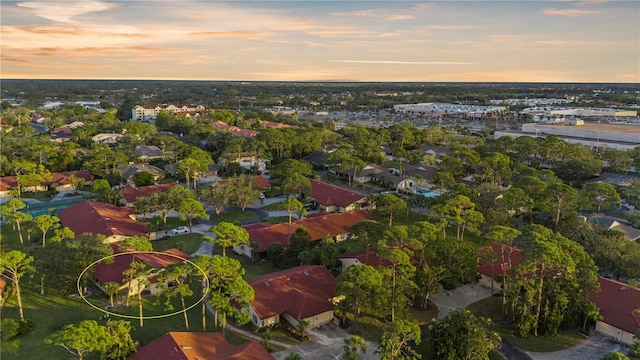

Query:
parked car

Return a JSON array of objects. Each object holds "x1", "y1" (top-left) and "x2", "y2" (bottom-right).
[
  {"x1": 170, "y1": 226, "x2": 189, "y2": 235},
  {"x1": 259, "y1": 193, "x2": 266, "y2": 199}
]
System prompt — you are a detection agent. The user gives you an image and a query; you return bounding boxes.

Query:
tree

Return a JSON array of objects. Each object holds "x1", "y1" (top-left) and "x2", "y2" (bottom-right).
[
  {"x1": 432, "y1": 170, "x2": 456, "y2": 195},
  {"x1": 203, "y1": 181, "x2": 234, "y2": 215},
  {"x1": 374, "y1": 320, "x2": 421, "y2": 360},
  {"x1": 211, "y1": 222, "x2": 249, "y2": 256},
  {"x1": 430, "y1": 309, "x2": 501, "y2": 360},
  {"x1": 375, "y1": 194, "x2": 407, "y2": 227},
  {"x1": 208, "y1": 256, "x2": 254, "y2": 334},
  {"x1": 104, "y1": 282, "x2": 119, "y2": 308},
  {"x1": 349, "y1": 220, "x2": 387, "y2": 264},
  {"x1": 157, "y1": 263, "x2": 193, "y2": 330},
  {"x1": 178, "y1": 158, "x2": 207, "y2": 190},
  {"x1": 0, "y1": 250, "x2": 34, "y2": 320},
  {"x1": 279, "y1": 198, "x2": 306, "y2": 226},
  {"x1": 1, "y1": 318, "x2": 20, "y2": 355},
  {"x1": 1, "y1": 198, "x2": 30, "y2": 246},
  {"x1": 259, "y1": 327, "x2": 273, "y2": 349},
  {"x1": 541, "y1": 183, "x2": 578, "y2": 230},
  {"x1": 153, "y1": 185, "x2": 192, "y2": 224},
  {"x1": 432, "y1": 194, "x2": 484, "y2": 240},
  {"x1": 228, "y1": 174, "x2": 261, "y2": 211},
  {"x1": 296, "y1": 318, "x2": 310, "y2": 338},
  {"x1": 342, "y1": 335, "x2": 368, "y2": 360},
  {"x1": 579, "y1": 182, "x2": 621, "y2": 213},
  {"x1": 600, "y1": 352, "x2": 630, "y2": 360},
  {"x1": 45, "y1": 320, "x2": 110, "y2": 360},
  {"x1": 91, "y1": 179, "x2": 121, "y2": 204},
  {"x1": 336, "y1": 264, "x2": 383, "y2": 331},
  {"x1": 120, "y1": 235, "x2": 153, "y2": 251},
  {"x1": 272, "y1": 159, "x2": 314, "y2": 179},
  {"x1": 122, "y1": 261, "x2": 150, "y2": 344},
  {"x1": 377, "y1": 248, "x2": 417, "y2": 322},
  {"x1": 630, "y1": 330, "x2": 640, "y2": 357},
  {"x1": 267, "y1": 242, "x2": 286, "y2": 268},
  {"x1": 177, "y1": 198, "x2": 208, "y2": 233},
  {"x1": 282, "y1": 173, "x2": 312, "y2": 199},
  {"x1": 102, "y1": 320, "x2": 138, "y2": 360},
  {"x1": 131, "y1": 171, "x2": 155, "y2": 187},
  {"x1": 34, "y1": 214, "x2": 61, "y2": 247}
]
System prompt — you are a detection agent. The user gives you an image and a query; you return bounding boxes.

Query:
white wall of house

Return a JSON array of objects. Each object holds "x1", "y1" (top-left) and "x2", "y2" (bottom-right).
[
  {"x1": 233, "y1": 244, "x2": 253, "y2": 258},
  {"x1": 282, "y1": 310, "x2": 334, "y2": 329},
  {"x1": 595, "y1": 321, "x2": 635, "y2": 345},
  {"x1": 339, "y1": 258, "x2": 361, "y2": 271},
  {"x1": 248, "y1": 306, "x2": 279, "y2": 328}
]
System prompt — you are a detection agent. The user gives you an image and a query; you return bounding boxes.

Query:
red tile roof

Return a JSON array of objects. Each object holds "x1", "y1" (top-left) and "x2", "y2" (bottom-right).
[
  {"x1": 589, "y1": 278, "x2": 640, "y2": 334},
  {"x1": 308, "y1": 179, "x2": 366, "y2": 208},
  {"x1": 121, "y1": 183, "x2": 175, "y2": 204},
  {"x1": 211, "y1": 121, "x2": 259, "y2": 138},
  {"x1": 259, "y1": 120, "x2": 299, "y2": 129},
  {"x1": 248, "y1": 265, "x2": 337, "y2": 320},
  {"x1": 246, "y1": 210, "x2": 373, "y2": 253},
  {"x1": 128, "y1": 332, "x2": 274, "y2": 360},
  {"x1": 338, "y1": 248, "x2": 394, "y2": 268},
  {"x1": 58, "y1": 200, "x2": 147, "y2": 238},
  {"x1": 0, "y1": 170, "x2": 93, "y2": 192},
  {"x1": 93, "y1": 247, "x2": 191, "y2": 285},
  {"x1": 477, "y1": 242, "x2": 526, "y2": 278}
]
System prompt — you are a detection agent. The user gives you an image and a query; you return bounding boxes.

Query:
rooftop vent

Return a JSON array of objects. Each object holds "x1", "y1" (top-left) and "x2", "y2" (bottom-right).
[
  {"x1": 180, "y1": 344, "x2": 192, "y2": 349},
  {"x1": 620, "y1": 286, "x2": 628, "y2": 291},
  {"x1": 264, "y1": 282, "x2": 270, "y2": 287},
  {"x1": 303, "y1": 271, "x2": 309, "y2": 276}
]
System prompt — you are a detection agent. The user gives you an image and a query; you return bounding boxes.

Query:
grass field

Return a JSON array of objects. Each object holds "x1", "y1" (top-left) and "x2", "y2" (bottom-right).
[{"x1": 152, "y1": 233, "x2": 206, "y2": 254}]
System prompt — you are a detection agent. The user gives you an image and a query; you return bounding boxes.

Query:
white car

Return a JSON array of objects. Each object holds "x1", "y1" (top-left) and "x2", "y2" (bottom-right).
[{"x1": 170, "y1": 226, "x2": 189, "y2": 235}]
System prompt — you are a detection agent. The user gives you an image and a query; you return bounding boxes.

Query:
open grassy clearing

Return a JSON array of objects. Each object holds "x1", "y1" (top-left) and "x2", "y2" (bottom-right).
[{"x1": 152, "y1": 233, "x2": 206, "y2": 254}]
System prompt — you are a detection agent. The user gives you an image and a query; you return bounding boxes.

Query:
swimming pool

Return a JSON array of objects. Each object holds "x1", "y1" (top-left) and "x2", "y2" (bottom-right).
[{"x1": 411, "y1": 188, "x2": 440, "y2": 198}]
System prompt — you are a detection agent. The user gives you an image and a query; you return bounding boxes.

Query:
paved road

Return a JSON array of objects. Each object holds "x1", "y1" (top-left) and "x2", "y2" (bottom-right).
[
  {"x1": 527, "y1": 332, "x2": 630, "y2": 360},
  {"x1": 272, "y1": 322, "x2": 380, "y2": 360},
  {"x1": 430, "y1": 283, "x2": 497, "y2": 320}
]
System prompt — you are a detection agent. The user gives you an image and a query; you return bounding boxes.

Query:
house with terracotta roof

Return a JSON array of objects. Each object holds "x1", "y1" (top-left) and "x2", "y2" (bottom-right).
[
  {"x1": 477, "y1": 242, "x2": 527, "y2": 291},
  {"x1": 246, "y1": 265, "x2": 338, "y2": 329},
  {"x1": 589, "y1": 277, "x2": 640, "y2": 345},
  {"x1": 307, "y1": 179, "x2": 369, "y2": 213},
  {"x1": 58, "y1": 200, "x2": 150, "y2": 242},
  {"x1": 210, "y1": 121, "x2": 259, "y2": 138},
  {"x1": 128, "y1": 332, "x2": 274, "y2": 360},
  {"x1": 234, "y1": 210, "x2": 373, "y2": 258},
  {"x1": 0, "y1": 170, "x2": 93, "y2": 196},
  {"x1": 120, "y1": 183, "x2": 175, "y2": 206},
  {"x1": 93, "y1": 246, "x2": 191, "y2": 298},
  {"x1": 338, "y1": 248, "x2": 395, "y2": 271}
]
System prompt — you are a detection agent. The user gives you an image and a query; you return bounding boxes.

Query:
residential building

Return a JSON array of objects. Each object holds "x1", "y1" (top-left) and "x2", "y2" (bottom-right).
[
  {"x1": 338, "y1": 248, "x2": 394, "y2": 271},
  {"x1": 131, "y1": 104, "x2": 206, "y2": 121},
  {"x1": 128, "y1": 332, "x2": 274, "y2": 360},
  {"x1": 234, "y1": 210, "x2": 373, "y2": 258},
  {"x1": 246, "y1": 265, "x2": 338, "y2": 329},
  {"x1": 307, "y1": 179, "x2": 368, "y2": 213},
  {"x1": 93, "y1": 246, "x2": 190, "y2": 298},
  {"x1": 477, "y1": 242, "x2": 526, "y2": 290},
  {"x1": 120, "y1": 183, "x2": 175, "y2": 207},
  {"x1": 218, "y1": 151, "x2": 270, "y2": 173},
  {"x1": 92, "y1": 133, "x2": 123, "y2": 144},
  {"x1": 118, "y1": 163, "x2": 166, "y2": 185},
  {"x1": 589, "y1": 277, "x2": 640, "y2": 345},
  {"x1": 0, "y1": 170, "x2": 93, "y2": 196},
  {"x1": 218, "y1": 175, "x2": 271, "y2": 191},
  {"x1": 590, "y1": 214, "x2": 640, "y2": 241},
  {"x1": 58, "y1": 200, "x2": 149, "y2": 242},
  {"x1": 210, "y1": 121, "x2": 259, "y2": 138},
  {"x1": 135, "y1": 145, "x2": 164, "y2": 161}
]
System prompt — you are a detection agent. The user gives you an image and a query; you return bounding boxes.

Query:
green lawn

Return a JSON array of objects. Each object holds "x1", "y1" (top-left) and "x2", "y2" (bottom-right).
[
  {"x1": 152, "y1": 233, "x2": 206, "y2": 254},
  {"x1": 20, "y1": 191, "x2": 57, "y2": 202},
  {"x1": 259, "y1": 201, "x2": 285, "y2": 211},
  {"x1": 209, "y1": 209, "x2": 257, "y2": 225},
  {"x1": 265, "y1": 216, "x2": 290, "y2": 224},
  {"x1": 466, "y1": 296, "x2": 585, "y2": 352}
]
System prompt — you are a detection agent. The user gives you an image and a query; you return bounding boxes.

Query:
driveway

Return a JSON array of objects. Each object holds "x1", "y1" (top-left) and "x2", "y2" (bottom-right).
[
  {"x1": 527, "y1": 332, "x2": 630, "y2": 360},
  {"x1": 430, "y1": 283, "x2": 497, "y2": 320},
  {"x1": 271, "y1": 322, "x2": 380, "y2": 360}
]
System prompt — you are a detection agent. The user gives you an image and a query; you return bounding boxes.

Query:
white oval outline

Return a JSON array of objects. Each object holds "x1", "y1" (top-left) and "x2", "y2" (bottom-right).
[{"x1": 77, "y1": 250, "x2": 210, "y2": 320}]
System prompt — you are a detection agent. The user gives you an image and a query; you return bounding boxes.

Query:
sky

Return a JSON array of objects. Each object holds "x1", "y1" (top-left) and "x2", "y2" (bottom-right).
[{"x1": 1, "y1": 0, "x2": 639, "y2": 82}]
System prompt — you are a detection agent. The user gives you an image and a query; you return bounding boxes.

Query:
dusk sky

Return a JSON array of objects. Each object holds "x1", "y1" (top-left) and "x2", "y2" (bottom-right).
[{"x1": 2, "y1": 1, "x2": 639, "y2": 82}]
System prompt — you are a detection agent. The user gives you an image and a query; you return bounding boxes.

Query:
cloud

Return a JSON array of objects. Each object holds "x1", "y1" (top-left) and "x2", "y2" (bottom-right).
[
  {"x1": 424, "y1": 25, "x2": 481, "y2": 30},
  {"x1": 330, "y1": 60, "x2": 474, "y2": 65},
  {"x1": 187, "y1": 31, "x2": 270, "y2": 39},
  {"x1": 17, "y1": 0, "x2": 117, "y2": 23},
  {"x1": 534, "y1": 40, "x2": 569, "y2": 45},
  {"x1": 542, "y1": 8, "x2": 599, "y2": 16}
]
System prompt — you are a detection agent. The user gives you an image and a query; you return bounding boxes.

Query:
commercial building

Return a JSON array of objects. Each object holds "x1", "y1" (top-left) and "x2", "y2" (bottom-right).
[{"x1": 495, "y1": 121, "x2": 640, "y2": 150}]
